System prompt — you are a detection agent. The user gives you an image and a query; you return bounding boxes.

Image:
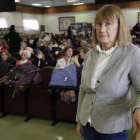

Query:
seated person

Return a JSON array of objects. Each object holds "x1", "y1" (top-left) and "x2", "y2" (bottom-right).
[
  {"x1": 48, "y1": 39, "x2": 58, "y2": 51},
  {"x1": 0, "y1": 49, "x2": 14, "y2": 78},
  {"x1": 37, "y1": 40, "x2": 51, "y2": 54},
  {"x1": 0, "y1": 39, "x2": 8, "y2": 51},
  {"x1": 77, "y1": 41, "x2": 87, "y2": 52},
  {"x1": 55, "y1": 46, "x2": 74, "y2": 69},
  {"x1": 33, "y1": 46, "x2": 55, "y2": 69},
  {"x1": 19, "y1": 41, "x2": 34, "y2": 55},
  {"x1": 59, "y1": 38, "x2": 68, "y2": 50},
  {"x1": 16, "y1": 50, "x2": 32, "y2": 65},
  {"x1": 132, "y1": 23, "x2": 140, "y2": 37},
  {"x1": 23, "y1": 37, "x2": 30, "y2": 47}
]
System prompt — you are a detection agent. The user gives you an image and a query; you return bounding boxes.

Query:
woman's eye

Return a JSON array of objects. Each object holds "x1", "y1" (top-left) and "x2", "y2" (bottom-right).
[
  {"x1": 97, "y1": 23, "x2": 102, "y2": 26},
  {"x1": 106, "y1": 22, "x2": 111, "y2": 26}
]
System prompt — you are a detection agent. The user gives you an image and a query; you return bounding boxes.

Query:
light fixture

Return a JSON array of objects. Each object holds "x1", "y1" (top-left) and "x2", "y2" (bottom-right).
[
  {"x1": 67, "y1": 0, "x2": 80, "y2": 2},
  {"x1": 15, "y1": 0, "x2": 20, "y2": 2},
  {"x1": 45, "y1": 6, "x2": 51, "y2": 7},
  {"x1": 32, "y1": 3, "x2": 41, "y2": 6},
  {"x1": 73, "y1": 3, "x2": 84, "y2": 5}
]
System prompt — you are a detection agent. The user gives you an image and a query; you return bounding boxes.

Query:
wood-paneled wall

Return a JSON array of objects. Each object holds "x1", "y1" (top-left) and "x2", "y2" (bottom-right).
[
  {"x1": 15, "y1": 1, "x2": 140, "y2": 14},
  {"x1": 16, "y1": 4, "x2": 43, "y2": 14}
]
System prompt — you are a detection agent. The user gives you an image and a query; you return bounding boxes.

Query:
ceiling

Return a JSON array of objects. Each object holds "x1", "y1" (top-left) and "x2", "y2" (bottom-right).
[{"x1": 16, "y1": 0, "x2": 95, "y2": 7}]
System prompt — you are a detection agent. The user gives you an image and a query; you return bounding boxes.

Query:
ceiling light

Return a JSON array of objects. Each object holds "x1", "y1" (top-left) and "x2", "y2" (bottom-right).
[
  {"x1": 73, "y1": 3, "x2": 84, "y2": 5},
  {"x1": 67, "y1": 0, "x2": 80, "y2": 2},
  {"x1": 32, "y1": 3, "x2": 41, "y2": 6},
  {"x1": 15, "y1": 0, "x2": 20, "y2": 2},
  {"x1": 45, "y1": 6, "x2": 51, "y2": 7}
]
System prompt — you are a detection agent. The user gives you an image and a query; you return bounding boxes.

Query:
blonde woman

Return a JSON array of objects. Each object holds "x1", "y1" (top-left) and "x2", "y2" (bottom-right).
[
  {"x1": 76, "y1": 4, "x2": 140, "y2": 140},
  {"x1": 0, "y1": 39, "x2": 9, "y2": 51}
]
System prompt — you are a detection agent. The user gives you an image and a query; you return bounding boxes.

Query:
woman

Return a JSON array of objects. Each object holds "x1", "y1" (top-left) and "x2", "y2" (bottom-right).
[
  {"x1": 33, "y1": 46, "x2": 55, "y2": 69},
  {"x1": 4, "y1": 25, "x2": 21, "y2": 53},
  {"x1": 59, "y1": 38, "x2": 68, "y2": 50},
  {"x1": 0, "y1": 39, "x2": 8, "y2": 51},
  {"x1": 76, "y1": 4, "x2": 140, "y2": 140},
  {"x1": 0, "y1": 50, "x2": 14, "y2": 78},
  {"x1": 37, "y1": 40, "x2": 51, "y2": 54},
  {"x1": 132, "y1": 23, "x2": 140, "y2": 37},
  {"x1": 55, "y1": 46, "x2": 73, "y2": 69},
  {"x1": 48, "y1": 39, "x2": 58, "y2": 51},
  {"x1": 16, "y1": 50, "x2": 32, "y2": 65}
]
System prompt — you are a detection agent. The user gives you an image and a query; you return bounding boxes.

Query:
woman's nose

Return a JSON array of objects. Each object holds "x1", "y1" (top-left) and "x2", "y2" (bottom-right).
[{"x1": 99, "y1": 24, "x2": 106, "y2": 33}]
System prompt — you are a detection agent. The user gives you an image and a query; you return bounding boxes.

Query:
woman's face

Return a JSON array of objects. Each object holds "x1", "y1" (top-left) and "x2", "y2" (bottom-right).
[
  {"x1": 0, "y1": 41, "x2": 3, "y2": 46},
  {"x1": 96, "y1": 19, "x2": 119, "y2": 47},
  {"x1": 67, "y1": 42, "x2": 71, "y2": 47},
  {"x1": 50, "y1": 41, "x2": 54, "y2": 45},
  {"x1": 38, "y1": 50, "x2": 45, "y2": 59},
  {"x1": 1, "y1": 52, "x2": 8, "y2": 61},
  {"x1": 65, "y1": 48, "x2": 73, "y2": 58},
  {"x1": 63, "y1": 40, "x2": 67, "y2": 46},
  {"x1": 79, "y1": 49, "x2": 86, "y2": 59},
  {"x1": 38, "y1": 42, "x2": 45, "y2": 47},
  {"x1": 21, "y1": 52, "x2": 28, "y2": 61}
]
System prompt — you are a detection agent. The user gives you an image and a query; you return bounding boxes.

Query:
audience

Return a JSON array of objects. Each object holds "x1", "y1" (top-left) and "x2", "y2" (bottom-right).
[
  {"x1": 59, "y1": 38, "x2": 68, "y2": 50},
  {"x1": 16, "y1": 50, "x2": 32, "y2": 65},
  {"x1": 33, "y1": 46, "x2": 55, "y2": 69},
  {"x1": 37, "y1": 40, "x2": 51, "y2": 54},
  {"x1": 55, "y1": 46, "x2": 74, "y2": 69},
  {"x1": 48, "y1": 39, "x2": 58, "y2": 51},
  {"x1": 44, "y1": 32, "x2": 51, "y2": 45},
  {"x1": 0, "y1": 39, "x2": 9, "y2": 51},
  {"x1": 0, "y1": 49, "x2": 14, "y2": 78},
  {"x1": 19, "y1": 41, "x2": 34, "y2": 55}
]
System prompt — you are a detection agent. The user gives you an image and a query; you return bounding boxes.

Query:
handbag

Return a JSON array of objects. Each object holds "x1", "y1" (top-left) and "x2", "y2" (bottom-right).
[{"x1": 8, "y1": 70, "x2": 25, "y2": 81}]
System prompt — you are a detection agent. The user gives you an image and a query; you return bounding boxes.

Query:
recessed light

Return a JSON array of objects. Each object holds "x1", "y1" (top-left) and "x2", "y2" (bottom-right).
[
  {"x1": 45, "y1": 6, "x2": 51, "y2": 7},
  {"x1": 32, "y1": 3, "x2": 41, "y2": 6},
  {"x1": 15, "y1": 0, "x2": 20, "y2": 2},
  {"x1": 73, "y1": 3, "x2": 84, "y2": 5}
]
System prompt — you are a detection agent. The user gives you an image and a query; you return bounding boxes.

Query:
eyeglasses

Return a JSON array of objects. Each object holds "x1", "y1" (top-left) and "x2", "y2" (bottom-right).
[{"x1": 93, "y1": 21, "x2": 119, "y2": 30}]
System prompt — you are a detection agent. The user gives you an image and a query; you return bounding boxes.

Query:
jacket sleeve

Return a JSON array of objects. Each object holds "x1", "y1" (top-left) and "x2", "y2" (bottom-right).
[
  {"x1": 129, "y1": 48, "x2": 140, "y2": 113},
  {"x1": 76, "y1": 85, "x2": 86, "y2": 123}
]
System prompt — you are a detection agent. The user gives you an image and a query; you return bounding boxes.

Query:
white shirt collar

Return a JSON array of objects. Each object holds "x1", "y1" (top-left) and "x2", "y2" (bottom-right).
[{"x1": 96, "y1": 42, "x2": 118, "y2": 55}]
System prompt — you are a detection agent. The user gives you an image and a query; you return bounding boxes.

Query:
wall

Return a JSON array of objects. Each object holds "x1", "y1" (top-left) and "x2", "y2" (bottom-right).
[
  {"x1": 0, "y1": 12, "x2": 43, "y2": 31},
  {"x1": 42, "y1": 8, "x2": 140, "y2": 34}
]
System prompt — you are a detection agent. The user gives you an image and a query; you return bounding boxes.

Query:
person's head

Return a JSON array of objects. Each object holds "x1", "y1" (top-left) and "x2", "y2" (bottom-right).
[
  {"x1": 28, "y1": 35, "x2": 32, "y2": 39},
  {"x1": 37, "y1": 40, "x2": 47, "y2": 47},
  {"x1": 87, "y1": 39, "x2": 92, "y2": 48},
  {"x1": 45, "y1": 32, "x2": 49, "y2": 36},
  {"x1": 72, "y1": 26, "x2": 75, "y2": 29},
  {"x1": 79, "y1": 35, "x2": 84, "y2": 42},
  {"x1": 49, "y1": 39, "x2": 56, "y2": 45},
  {"x1": 21, "y1": 50, "x2": 31, "y2": 61},
  {"x1": 0, "y1": 49, "x2": 10, "y2": 61},
  {"x1": 75, "y1": 35, "x2": 79, "y2": 41},
  {"x1": 68, "y1": 26, "x2": 71, "y2": 30},
  {"x1": 134, "y1": 23, "x2": 140, "y2": 28},
  {"x1": 81, "y1": 28, "x2": 84, "y2": 32},
  {"x1": 88, "y1": 33, "x2": 91, "y2": 37},
  {"x1": 0, "y1": 39, "x2": 9, "y2": 49},
  {"x1": 23, "y1": 37, "x2": 28, "y2": 42},
  {"x1": 80, "y1": 47, "x2": 90, "y2": 59},
  {"x1": 81, "y1": 41, "x2": 87, "y2": 47},
  {"x1": 63, "y1": 38, "x2": 68, "y2": 46},
  {"x1": 38, "y1": 46, "x2": 49, "y2": 59},
  {"x1": 59, "y1": 38, "x2": 63, "y2": 44},
  {"x1": 92, "y1": 4, "x2": 132, "y2": 48},
  {"x1": 9, "y1": 25, "x2": 15, "y2": 32},
  {"x1": 20, "y1": 41, "x2": 28, "y2": 50},
  {"x1": 63, "y1": 46, "x2": 73, "y2": 58},
  {"x1": 67, "y1": 42, "x2": 73, "y2": 47}
]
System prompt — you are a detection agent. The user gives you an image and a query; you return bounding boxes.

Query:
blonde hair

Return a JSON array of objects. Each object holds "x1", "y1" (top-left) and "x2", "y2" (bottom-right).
[
  {"x1": 0, "y1": 39, "x2": 9, "y2": 50},
  {"x1": 0, "y1": 49, "x2": 11, "y2": 58},
  {"x1": 37, "y1": 40, "x2": 47, "y2": 47},
  {"x1": 92, "y1": 4, "x2": 132, "y2": 47}
]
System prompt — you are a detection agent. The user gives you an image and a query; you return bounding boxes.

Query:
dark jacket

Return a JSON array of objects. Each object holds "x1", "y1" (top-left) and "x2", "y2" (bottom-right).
[
  {"x1": 33, "y1": 55, "x2": 56, "y2": 69},
  {"x1": 76, "y1": 65, "x2": 83, "y2": 90},
  {"x1": 3, "y1": 63, "x2": 42, "y2": 96},
  {"x1": 0, "y1": 58, "x2": 14, "y2": 79},
  {"x1": 4, "y1": 31, "x2": 22, "y2": 53}
]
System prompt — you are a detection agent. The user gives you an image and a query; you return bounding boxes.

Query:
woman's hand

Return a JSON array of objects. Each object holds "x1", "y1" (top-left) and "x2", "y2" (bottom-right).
[
  {"x1": 73, "y1": 55, "x2": 80, "y2": 67},
  {"x1": 76, "y1": 123, "x2": 84, "y2": 138},
  {"x1": 38, "y1": 54, "x2": 42, "y2": 59},
  {"x1": 133, "y1": 108, "x2": 140, "y2": 134}
]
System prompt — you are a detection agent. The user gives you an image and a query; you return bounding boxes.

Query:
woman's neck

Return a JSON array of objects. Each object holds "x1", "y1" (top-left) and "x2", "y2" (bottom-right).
[
  {"x1": 101, "y1": 42, "x2": 116, "y2": 51},
  {"x1": 64, "y1": 56, "x2": 69, "y2": 61}
]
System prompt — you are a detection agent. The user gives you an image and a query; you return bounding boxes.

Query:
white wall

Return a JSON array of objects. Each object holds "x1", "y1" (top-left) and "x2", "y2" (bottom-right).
[
  {"x1": 42, "y1": 8, "x2": 140, "y2": 34},
  {"x1": 0, "y1": 12, "x2": 43, "y2": 31}
]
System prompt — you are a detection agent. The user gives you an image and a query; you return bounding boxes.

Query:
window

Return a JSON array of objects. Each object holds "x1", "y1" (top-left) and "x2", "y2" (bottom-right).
[
  {"x1": 23, "y1": 19, "x2": 39, "y2": 30},
  {"x1": 0, "y1": 18, "x2": 8, "y2": 28}
]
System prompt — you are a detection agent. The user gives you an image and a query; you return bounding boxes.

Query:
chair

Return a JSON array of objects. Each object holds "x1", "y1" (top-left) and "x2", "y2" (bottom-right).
[
  {"x1": 26, "y1": 67, "x2": 55, "y2": 121},
  {"x1": 10, "y1": 57, "x2": 17, "y2": 66},
  {"x1": 31, "y1": 53, "x2": 37, "y2": 61},
  {"x1": 11, "y1": 53, "x2": 21, "y2": 61}
]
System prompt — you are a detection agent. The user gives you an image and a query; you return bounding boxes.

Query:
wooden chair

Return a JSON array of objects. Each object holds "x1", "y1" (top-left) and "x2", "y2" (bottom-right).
[{"x1": 11, "y1": 53, "x2": 21, "y2": 61}]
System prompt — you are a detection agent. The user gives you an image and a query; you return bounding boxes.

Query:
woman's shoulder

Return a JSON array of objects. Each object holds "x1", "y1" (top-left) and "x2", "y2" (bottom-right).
[{"x1": 125, "y1": 42, "x2": 139, "y2": 52}]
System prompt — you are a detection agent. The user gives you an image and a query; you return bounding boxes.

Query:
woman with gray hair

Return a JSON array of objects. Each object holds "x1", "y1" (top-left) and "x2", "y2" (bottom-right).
[{"x1": 76, "y1": 4, "x2": 140, "y2": 140}]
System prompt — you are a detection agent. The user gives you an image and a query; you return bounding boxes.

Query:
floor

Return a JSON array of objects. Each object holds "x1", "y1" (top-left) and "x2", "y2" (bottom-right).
[{"x1": 0, "y1": 87, "x2": 137, "y2": 140}]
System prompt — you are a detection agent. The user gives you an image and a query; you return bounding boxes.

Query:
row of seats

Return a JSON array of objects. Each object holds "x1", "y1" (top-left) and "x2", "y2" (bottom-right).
[{"x1": 0, "y1": 66, "x2": 78, "y2": 125}]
